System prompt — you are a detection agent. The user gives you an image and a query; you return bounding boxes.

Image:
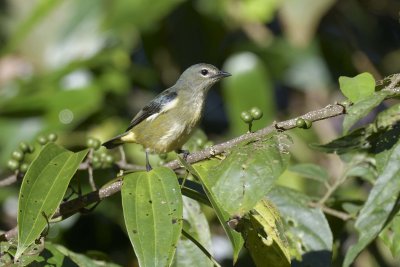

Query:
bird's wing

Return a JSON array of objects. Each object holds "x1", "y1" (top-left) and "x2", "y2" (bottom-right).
[{"x1": 126, "y1": 89, "x2": 178, "y2": 131}]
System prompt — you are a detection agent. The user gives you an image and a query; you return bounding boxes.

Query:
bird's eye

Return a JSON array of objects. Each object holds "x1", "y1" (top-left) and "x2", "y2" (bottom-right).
[{"x1": 201, "y1": 69, "x2": 209, "y2": 76}]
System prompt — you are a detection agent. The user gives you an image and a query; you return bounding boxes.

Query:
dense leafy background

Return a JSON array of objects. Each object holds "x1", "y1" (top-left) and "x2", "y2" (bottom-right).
[{"x1": 0, "y1": 0, "x2": 400, "y2": 266}]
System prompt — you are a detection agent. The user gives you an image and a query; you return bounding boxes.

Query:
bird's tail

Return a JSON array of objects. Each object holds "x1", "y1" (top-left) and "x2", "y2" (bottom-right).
[{"x1": 102, "y1": 134, "x2": 126, "y2": 149}]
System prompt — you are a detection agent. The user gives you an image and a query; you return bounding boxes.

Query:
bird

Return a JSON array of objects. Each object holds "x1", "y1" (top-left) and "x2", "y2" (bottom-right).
[{"x1": 102, "y1": 63, "x2": 231, "y2": 171}]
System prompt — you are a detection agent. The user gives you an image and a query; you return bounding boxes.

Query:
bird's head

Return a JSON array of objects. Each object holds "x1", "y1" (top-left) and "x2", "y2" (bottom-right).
[{"x1": 177, "y1": 63, "x2": 231, "y2": 93}]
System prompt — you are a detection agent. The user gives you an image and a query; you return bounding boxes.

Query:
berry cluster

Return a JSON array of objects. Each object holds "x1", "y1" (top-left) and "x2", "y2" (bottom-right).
[
  {"x1": 86, "y1": 137, "x2": 114, "y2": 168},
  {"x1": 240, "y1": 107, "x2": 263, "y2": 132},
  {"x1": 7, "y1": 133, "x2": 58, "y2": 173}
]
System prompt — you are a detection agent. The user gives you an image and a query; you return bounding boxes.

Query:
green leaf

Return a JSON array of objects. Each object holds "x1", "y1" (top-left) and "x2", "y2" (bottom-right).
[
  {"x1": 311, "y1": 127, "x2": 371, "y2": 154},
  {"x1": 289, "y1": 163, "x2": 329, "y2": 183},
  {"x1": 342, "y1": 90, "x2": 390, "y2": 133},
  {"x1": 209, "y1": 135, "x2": 290, "y2": 215},
  {"x1": 238, "y1": 199, "x2": 291, "y2": 267},
  {"x1": 121, "y1": 167, "x2": 183, "y2": 267},
  {"x1": 267, "y1": 186, "x2": 333, "y2": 267},
  {"x1": 31, "y1": 243, "x2": 122, "y2": 266},
  {"x1": 193, "y1": 160, "x2": 244, "y2": 263},
  {"x1": 173, "y1": 197, "x2": 213, "y2": 267},
  {"x1": 375, "y1": 103, "x2": 400, "y2": 130},
  {"x1": 339, "y1": 72, "x2": 375, "y2": 103},
  {"x1": 343, "y1": 140, "x2": 400, "y2": 267},
  {"x1": 16, "y1": 143, "x2": 88, "y2": 259},
  {"x1": 380, "y1": 216, "x2": 400, "y2": 260},
  {"x1": 179, "y1": 230, "x2": 221, "y2": 267},
  {"x1": 52, "y1": 244, "x2": 122, "y2": 267}
]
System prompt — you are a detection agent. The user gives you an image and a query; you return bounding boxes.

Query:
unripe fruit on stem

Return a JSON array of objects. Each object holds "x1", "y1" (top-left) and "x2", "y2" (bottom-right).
[
  {"x1": 7, "y1": 159, "x2": 19, "y2": 171},
  {"x1": 159, "y1": 153, "x2": 168, "y2": 160},
  {"x1": 19, "y1": 142, "x2": 30, "y2": 153},
  {"x1": 304, "y1": 119, "x2": 312, "y2": 129},
  {"x1": 48, "y1": 133, "x2": 58, "y2": 142},
  {"x1": 20, "y1": 163, "x2": 29, "y2": 173},
  {"x1": 250, "y1": 107, "x2": 263, "y2": 120},
  {"x1": 12, "y1": 150, "x2": 24, "y2": 162},
  {"x1": 86, "y1": 137, "x2": 101, "y2": 150},
  {"x1": 104, "y1": 154, "x2": 114, "y2": 164},
  {"x1": 296, "y1": 118, "x2": 306, "y2": 128},
  {"x1": 37, "y1": 135, "x2": 48, "y2": 145},
  {"x1": 240, "y1": 111, "x2": 253, "y2": 123},
  {"x1": 296, "y1": 118, "x2": 312, "y2": 129}
]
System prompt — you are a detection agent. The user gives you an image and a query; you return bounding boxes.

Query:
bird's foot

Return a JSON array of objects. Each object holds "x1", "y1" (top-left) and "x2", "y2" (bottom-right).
[{"x1": 176, "y1": 149, "x2": 190, "y2": 161}]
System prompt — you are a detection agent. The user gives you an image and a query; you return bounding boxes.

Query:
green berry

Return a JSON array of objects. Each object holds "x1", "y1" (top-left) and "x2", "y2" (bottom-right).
[
  {"x1": 195, "y1": 138, "x2": 205, "y2": 147},
  {"x1": 104, "y1": 154, "x2": 114, "y2": 164},
  {"x1": 92, "y1": 155, "x2": 100, "y2": 163},
  {"x1": 86, "y1": 137, "x2": 101, "y2": 150},
  {"x1": 7, "y1": 159, "x2": 19, "y2": 171},
  {"x1": 19, "y1": 142, "x2": 30, "y2": 153},
  {"x1": 159, "y1": 153, "x2": 168, "y2": 160},
  {"x1": 250, "y1": 107, "x2": 263, "y2": 120},
  {"x1": 12, "y1": 150, "x2": 24, "y2": 162},
  {"x1": 240, "y1": 111, "x2": 253, "y2": 123},
  {"x1": 304, "y1": 119, "x2": 312, "y2": 129},
  {"x1": 20, "y1": 163, "x2": 29, "y2": 173},
  {"x1": 28, "y1": 145, "x2": 35, "y2": 153},
  {"x1": 92, "y1": 155, "x2": 101, "y2": 168},
  {"x1": 296, "y1": 118, "x2": 306, "y2": 128},
  {"x1": 37, "y1": 135, "x2": 48, "y2": 145},
  {"x1": 48, "y1": 133, "x2": 58, "y2": 142},
  {"x1": 100, "y1": 152, "x2": 108, "y2": 161}
]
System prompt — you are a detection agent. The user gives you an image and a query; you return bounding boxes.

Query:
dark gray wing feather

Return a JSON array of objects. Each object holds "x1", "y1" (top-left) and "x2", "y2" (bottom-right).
[{"x1": 126, "y1": 89, "x2": 178, "y2": 131}]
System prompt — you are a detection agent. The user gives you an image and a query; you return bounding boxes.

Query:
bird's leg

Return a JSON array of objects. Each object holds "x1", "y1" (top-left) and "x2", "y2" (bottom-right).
[
  {"x1": 145, "y1": 150, "x2": 152, "y2": 172},
  {"x1": 175, "y1": 149, "x2": 190, "y2": 188},
  {"x1": 176, "y1": 149, "x2": 190, "y2": 161}
]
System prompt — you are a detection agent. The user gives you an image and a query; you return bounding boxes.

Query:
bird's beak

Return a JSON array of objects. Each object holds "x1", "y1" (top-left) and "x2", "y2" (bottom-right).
[{"x1": 214, "y1": 70, "x2": 231, "y2": 79}]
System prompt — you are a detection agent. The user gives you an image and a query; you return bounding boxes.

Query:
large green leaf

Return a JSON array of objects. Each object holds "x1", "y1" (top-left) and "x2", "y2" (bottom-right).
[
  {"x1": 192, "y1": 160, "x2": 244, "y2": 263},
  {"x1": 339, "y1": 72, "x2": 375, "y2": 103},
  {"x1": 121, "y1": 167, "x2": 183, "y2": 267},
  {"x1": 267, "y1": 186, "x2": 333, "y2": 267},
  {"x1": 238, "y1": 199, "x2": 291, "y2": 267},
  {"x1": 30, "y1": 243, "x2": 122, "y2": 266},
  {"x1": 16, "y1": 143, "x2": 88, "y2": 259},
  {"x1": 343, "y1": 140, "x2": 400, "y2": 267},
  {"x1": 173, "y1": 197, "x2": 213, "y2": 267},
  {"x1": 208, "y1": 135, "x2": 290, "y2": 215},
  {"x1": 342, "y1": 90, "x2": 390, "y2": 133}
]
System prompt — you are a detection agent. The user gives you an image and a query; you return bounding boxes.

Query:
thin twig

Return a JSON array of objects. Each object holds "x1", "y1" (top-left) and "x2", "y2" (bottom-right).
[
  {"x1": 309, "y1": 202, "x2": 353, "y2": 221},
  {"x1": 87, "y1": 149, "x2": 96, "y2": 191},
  {"x1": 0, "y1": 174, "x2": 18, "y2": 187}
]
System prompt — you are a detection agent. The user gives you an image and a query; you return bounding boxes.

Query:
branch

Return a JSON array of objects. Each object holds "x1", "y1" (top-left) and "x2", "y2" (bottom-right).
[
  {"x1": 0, "y1": 103, "x2": 346, "y2": 241},
  {"x1": 0, "y1": 174, "x2": 18, "y2": 187},
  {"x1": 309, "y1": 202, "x2": 352, "y2": 221},
  {"x1": 2, "y1": 73, "x2": 399, "y2": 241}
]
